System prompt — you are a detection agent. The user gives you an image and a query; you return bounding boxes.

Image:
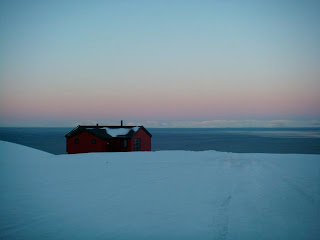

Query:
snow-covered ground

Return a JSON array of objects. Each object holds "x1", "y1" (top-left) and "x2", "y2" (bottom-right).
[{"x1": 1, "y1": 140, "x2": 320, "y2": 240}]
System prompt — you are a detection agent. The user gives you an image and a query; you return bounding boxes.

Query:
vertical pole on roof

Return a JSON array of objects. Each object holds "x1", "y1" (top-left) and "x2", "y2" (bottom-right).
[{"x1": 121, "y1": 120, "x2": 123, "y2": 126}]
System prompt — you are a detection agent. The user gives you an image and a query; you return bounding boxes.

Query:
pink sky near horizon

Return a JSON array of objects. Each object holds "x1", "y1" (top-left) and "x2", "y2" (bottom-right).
[{"x1": 1, "y1": 84, "x2": 319, "y2": 122}]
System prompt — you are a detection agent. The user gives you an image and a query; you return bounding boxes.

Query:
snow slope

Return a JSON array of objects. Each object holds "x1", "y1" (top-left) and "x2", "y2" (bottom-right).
[{"x1": 0, "y1": 140, "x2": 320, "y2": 240}]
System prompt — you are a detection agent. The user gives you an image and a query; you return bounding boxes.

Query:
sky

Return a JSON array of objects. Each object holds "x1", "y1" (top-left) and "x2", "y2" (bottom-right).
[{"x1": 0, "y1": 0, "x2": 319, "y2": 127}]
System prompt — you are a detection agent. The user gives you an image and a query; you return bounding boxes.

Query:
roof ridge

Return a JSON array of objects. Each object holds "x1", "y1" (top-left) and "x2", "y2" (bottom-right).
[
  {"x1": 79, "y1": 125, "x2": 140, "y2": 128},
  {"x1": 65, "y1": 125, "x2": 151, "y2": 138}
]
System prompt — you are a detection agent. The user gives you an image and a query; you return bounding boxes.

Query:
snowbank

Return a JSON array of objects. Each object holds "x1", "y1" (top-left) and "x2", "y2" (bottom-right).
[{"x1": 0, "y1": 140, "x2": 320, "y2": 239}]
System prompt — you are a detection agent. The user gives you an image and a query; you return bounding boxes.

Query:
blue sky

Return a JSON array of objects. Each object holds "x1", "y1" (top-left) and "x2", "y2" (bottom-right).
[{"x1": 0, "y1": 0, "x2": 319, "y2": 127}]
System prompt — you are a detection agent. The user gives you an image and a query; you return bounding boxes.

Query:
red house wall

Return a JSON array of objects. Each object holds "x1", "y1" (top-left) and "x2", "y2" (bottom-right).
[
  {"x1": 129, "y1": 129, "x2": 151, "y2": 151},
  {"x1": 66, "y1": 131, "x2": 108, "y2": 154},
  {"x1": 111, "y1": 138, "x2": 131, "y2": 152}
]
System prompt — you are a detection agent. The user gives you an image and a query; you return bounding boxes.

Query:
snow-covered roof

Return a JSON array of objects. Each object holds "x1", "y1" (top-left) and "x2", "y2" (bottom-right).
[
  {"x1": 65, "y1": 125, "x2": 151, "y2": 139},
  {"x1": 103, "y1": 127, "x2": 140, "y2": 137}
]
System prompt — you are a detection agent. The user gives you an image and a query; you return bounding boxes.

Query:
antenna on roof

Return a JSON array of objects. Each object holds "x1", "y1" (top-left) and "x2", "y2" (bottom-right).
[{"x1": 121, "y1": 120, "x2": 123, "y2": 126}]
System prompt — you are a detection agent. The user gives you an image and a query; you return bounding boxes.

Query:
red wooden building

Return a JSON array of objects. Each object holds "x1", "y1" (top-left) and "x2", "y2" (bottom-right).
[{"x1": 65, "y1": 124, "x2": 152, "y2": 154}]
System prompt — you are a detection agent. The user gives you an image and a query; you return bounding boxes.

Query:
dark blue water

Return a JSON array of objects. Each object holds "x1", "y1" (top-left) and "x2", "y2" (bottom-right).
[{"x1": 0, "y1": 127, "x2": 319, "y2": 155}]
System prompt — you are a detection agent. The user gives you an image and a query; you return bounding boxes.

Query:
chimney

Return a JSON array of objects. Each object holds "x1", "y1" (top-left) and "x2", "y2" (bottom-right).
[{"x1": 121, "y1": 120, "x2": 123, "y2": 126}]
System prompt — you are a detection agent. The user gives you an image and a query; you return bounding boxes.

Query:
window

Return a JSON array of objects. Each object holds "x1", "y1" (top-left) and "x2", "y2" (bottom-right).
[
  {"x1": 121, "y1": 139, "x2": 128, "y2": 148},
  {"x1": 91, "y1": 139, "x2": 96, "y2": 144},
  {"x1": 75, "y1": 138, "x2": 79, "y2": 144},
  {"x1": 134, "y1": 138, "x2": 141, "y2": 151}
]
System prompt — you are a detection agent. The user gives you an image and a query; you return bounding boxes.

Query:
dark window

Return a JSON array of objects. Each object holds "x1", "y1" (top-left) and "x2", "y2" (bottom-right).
[
  {"x1": 91, "y1": 139, "x2": 96, "y2": 144},
  {"x1": 121, "y1": 139, "x2": 128, "y2": 148},
  {"x1": 134, "y1": 138, "x2": 141, "y2": 151},
  {"x1": 75, "y1": 138, "x2": 79, "y2": 144}
]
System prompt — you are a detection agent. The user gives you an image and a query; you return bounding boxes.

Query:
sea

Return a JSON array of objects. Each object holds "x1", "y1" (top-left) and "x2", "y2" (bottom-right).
[{"x1": 0, "y1": 127, "x2": 320, "y2": 155}]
